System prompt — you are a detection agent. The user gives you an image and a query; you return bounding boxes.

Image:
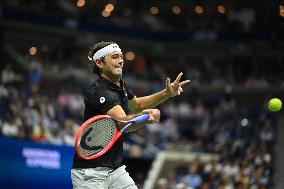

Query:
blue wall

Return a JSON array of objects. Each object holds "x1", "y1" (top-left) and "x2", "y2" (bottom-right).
[{"x1": 0, "y1": 137, "x2": 74, "y2": 189}]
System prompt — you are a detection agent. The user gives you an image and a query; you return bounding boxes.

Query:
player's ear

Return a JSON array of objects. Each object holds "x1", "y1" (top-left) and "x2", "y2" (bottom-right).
[{"x1": 95, "y1": 59, "x2": 104, "y2": 69}]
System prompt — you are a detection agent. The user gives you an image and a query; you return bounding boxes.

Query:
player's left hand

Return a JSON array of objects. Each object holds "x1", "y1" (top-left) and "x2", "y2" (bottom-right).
[{"x1": 165, "y1": 72, "x2": 190, "y2": 97}]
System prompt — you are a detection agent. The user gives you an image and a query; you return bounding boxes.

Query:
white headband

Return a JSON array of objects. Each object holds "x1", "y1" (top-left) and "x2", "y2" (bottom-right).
[{"x1": 88, "y1": 44, "x2": 121, "y2": 61}]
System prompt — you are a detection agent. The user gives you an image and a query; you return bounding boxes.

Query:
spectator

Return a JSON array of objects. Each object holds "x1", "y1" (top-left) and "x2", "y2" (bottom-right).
[
  {"x1": 1, "y1": 64, "x2": 20, "y2": 84},
  {"x1": 181, "y1": 162, "x2": 202, "y2": 188},
  {"x1": 31, "y1": 119, "x2": 50, "y2": 143},
  {"x1": 28, "y1": 58, "x2": 42, "y2": 93}
]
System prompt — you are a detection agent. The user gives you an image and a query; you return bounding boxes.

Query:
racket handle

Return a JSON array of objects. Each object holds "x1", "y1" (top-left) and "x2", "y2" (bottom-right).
[{"x1": 131, "y1": 113, "x2": 150, "y2": 124}]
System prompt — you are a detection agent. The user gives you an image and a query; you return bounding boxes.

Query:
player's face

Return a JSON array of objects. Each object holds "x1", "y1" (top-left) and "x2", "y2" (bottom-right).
[{"x1": 100, "y1": 51, "x2": 124, "y2": 81}]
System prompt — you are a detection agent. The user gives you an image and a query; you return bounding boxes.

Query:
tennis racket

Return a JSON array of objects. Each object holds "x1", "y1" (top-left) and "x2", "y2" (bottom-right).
[{"x1": 75, "y1": 114, "x2": 150, "y2": 160}]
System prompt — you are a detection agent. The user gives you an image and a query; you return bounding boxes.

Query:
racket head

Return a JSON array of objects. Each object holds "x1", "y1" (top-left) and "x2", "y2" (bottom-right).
[{"x1": 75, "y1": 115, "x2": 122, "y2": 160}]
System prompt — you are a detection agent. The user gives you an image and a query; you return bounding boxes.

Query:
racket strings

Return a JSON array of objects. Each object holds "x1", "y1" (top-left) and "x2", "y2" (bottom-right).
[{"x1": 79, "y1": 118, "x2": 117, "y2": 157}]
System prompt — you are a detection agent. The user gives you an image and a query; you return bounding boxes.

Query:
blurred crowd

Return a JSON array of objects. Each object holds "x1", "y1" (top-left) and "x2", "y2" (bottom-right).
[
  {"x1": 2, "y1": 0, "x2": 284, "y2": 34},
  {"x1": 0, "y1": 80, "x2": 83, "y2": 146},
  {"x1": 0, "y1": 49, "x2": 278, "y2": 189},
  {"x1": 139, "y1": 84, "x2": 276, "y2": 189},
  {"x1": 156, "y1": 152, "x2": 272, "y2": 189},
  {"x1": 0, "y1": 1, "x2": 282, "y2": 189},
  {"x1": 4, "y1": 42, "x2": 284, "y2": 90}
]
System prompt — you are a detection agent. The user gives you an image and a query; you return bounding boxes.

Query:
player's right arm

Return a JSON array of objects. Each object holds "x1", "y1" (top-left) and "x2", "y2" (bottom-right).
[
  {"x1": 85, "y1": 86, "x2": 159, "y2": 131},
  {"x1": 106, "y1": 105, "x2": 160, "y2": 131}
]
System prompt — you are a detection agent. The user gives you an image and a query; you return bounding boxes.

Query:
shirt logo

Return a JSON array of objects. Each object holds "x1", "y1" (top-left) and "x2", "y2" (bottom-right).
[{"x1": 100, "y1": 97, "x2": 105, "y2": 103}]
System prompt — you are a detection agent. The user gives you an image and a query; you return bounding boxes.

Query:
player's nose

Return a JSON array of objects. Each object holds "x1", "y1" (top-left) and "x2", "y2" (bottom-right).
[{"x1": 118, "y1": 60, "x2": 124, "y2": 66}]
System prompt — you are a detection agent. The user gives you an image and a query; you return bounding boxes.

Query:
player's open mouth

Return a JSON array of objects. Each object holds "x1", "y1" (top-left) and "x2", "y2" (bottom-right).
[{"x1": 114, "y1": 65, "x2": 123, "y2": 69}]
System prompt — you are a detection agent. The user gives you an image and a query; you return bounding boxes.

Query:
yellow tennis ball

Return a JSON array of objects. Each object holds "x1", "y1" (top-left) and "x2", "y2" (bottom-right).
[{"x1": 268, "y1": 98, "x2": 282, "y2": 112}]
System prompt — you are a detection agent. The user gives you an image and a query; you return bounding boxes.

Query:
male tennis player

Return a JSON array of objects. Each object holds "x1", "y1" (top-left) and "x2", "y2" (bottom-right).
[{"x1": 71, "y1": 41, "x2": 190, "y2": 188}]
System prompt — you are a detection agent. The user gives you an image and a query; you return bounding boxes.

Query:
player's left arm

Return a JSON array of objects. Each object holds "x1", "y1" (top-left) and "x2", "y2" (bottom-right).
[{"x1": 128, "y1": 72, "x2": 190, "y2": 113}]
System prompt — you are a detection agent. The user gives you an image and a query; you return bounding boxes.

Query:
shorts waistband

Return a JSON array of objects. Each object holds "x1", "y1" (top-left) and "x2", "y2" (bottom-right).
[{"x1": 72, "y1": 166, "x2": 116, "y2": 173}]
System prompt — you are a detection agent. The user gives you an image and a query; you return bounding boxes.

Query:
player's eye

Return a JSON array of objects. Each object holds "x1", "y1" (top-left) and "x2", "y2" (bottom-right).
[
  {"x1": 112, "y1": 54, "x2": 123, "y2": 60},
  {"x1": 112, "y1": 55, "x2": 119, "y2": 59}
]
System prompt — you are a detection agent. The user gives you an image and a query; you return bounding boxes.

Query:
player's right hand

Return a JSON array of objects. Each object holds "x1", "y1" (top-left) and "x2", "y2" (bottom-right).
[{"x1": 142, "y1": 109, "x2": 160, "y2": 124}]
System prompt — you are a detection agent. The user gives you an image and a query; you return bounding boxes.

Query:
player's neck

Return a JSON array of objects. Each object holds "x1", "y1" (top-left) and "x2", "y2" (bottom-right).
[{"x1": 101, "y1": 74, "x2": 120, "y2": 86}]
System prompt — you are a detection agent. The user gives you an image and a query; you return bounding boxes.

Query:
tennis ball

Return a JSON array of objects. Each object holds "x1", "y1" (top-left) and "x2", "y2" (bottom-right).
[{"x1": 268, "y1": 98, "x2": 282, "y2": 112}]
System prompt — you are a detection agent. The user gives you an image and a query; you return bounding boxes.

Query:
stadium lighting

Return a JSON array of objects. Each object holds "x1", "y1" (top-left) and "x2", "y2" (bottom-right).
[
  {"x1": 150, "y1": 6, "x2": 159, "y2": 15},
  {"x1": 125, "y1": 51, "x2": 135, "y2": 61},
  {"x1": 172, "y1": 6, "x2": 181, "y2": 15},
  {"x1": 105, "y1": 3, "x2": 114, "y2": 12},
  {"x1": 77, "y1": 0, "x2": 85, "y2": 8},
  {"x1": 195, "y1": 5, "x2": 204, "y2": 14},
  {"x1": 102, "y1": 10, "x2": 111, "y2": 17},
  {"x1": 217, "y1": 5, "x2": 226, "y2": 14},
  {"x1": 280, "y1": 5, "x2": 284, "y2": 17},
  {"x1": 29, "y1": 47, "x2": 37, "y2": 56}
]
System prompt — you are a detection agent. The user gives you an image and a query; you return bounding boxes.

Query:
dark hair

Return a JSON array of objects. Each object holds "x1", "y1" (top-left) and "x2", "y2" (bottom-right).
[{"x1": 88, "y1": 41, "x2": 116, "y2": 75}]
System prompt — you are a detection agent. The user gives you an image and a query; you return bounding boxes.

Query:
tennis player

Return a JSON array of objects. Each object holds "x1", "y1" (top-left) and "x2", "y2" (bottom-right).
[{"x1": 71, "y1": 41, "x2": 190, "y2": 188}]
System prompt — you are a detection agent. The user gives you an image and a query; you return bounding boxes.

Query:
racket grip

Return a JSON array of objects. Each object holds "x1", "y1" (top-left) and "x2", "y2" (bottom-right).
[{"x1": 131, "y1": 113, "x2": 150, "y2": 124}]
